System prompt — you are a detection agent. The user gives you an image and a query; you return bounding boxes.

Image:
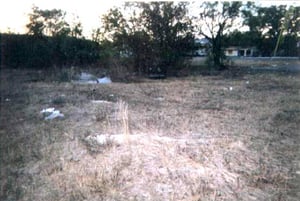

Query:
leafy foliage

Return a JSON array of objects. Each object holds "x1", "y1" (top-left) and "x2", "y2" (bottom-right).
[
  {"x1": 242, "y1": 5, "x2": 300, "y2": 56},
  {"x1": 100, "y1": 2, "x2": 195, "y2": 76},
  {"x1": 26, "y1": 6, "x2": 82, "y2": 38},
  {"x1": 197, "y1": 1, "x2": 242, "y2": 68},
  {"x1": 0, "y1": 33, "x2": 100, "y2": 68},
  {"x1": 2, "y1": 2, "x2": 298, "y2": 72},
  {"x1": 224, "y1": 30, "x2": 260, "y2": 48},
  {"x1": 0, "y1": 7, "x2": 98, "y2": 69}
]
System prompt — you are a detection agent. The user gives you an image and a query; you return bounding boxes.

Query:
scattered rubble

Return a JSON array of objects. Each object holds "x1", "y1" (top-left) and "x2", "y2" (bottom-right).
[
  {"x1": 73, "y1": 72, "x2": 112, "y2": 84},
  {"x1": 40, "y1": 107, "x2": 64, "y2": 120},
  {"x1": 97, "y1": 76, "x2": 112, "y2": 84}
]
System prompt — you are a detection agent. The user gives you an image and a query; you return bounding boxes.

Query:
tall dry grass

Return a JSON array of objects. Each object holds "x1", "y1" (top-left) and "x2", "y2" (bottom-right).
[{"x1": 1, "y1": 67, "x2": 299, "y2": 200}]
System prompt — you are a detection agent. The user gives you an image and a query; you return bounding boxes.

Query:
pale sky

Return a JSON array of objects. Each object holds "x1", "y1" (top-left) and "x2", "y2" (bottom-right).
[
  {"x1": 0, "y1": 0, "x2": 121, "y2": 37},
  {"x1": 0, "y1": 0, "x2": 299, "y2": 38}
]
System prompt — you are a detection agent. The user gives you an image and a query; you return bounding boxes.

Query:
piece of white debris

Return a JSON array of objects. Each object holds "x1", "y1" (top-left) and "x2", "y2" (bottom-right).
[
  {"x1": 97, "y1": 77, "x2": 112, "y2": 84},
  {"x1": 45, "y1": 110, "x2": 64, "y2": 120},
  {"x1": 73, "y1": 72, "x2": 112, "y2": 84},
  {"x1": 246, "y1": 81, "x2": 250, "y2": 84},
  {"x1": 85, "y1": 134, "x2": 141, "y2": 146},
  {"x1": 91, "y1": 100, "x2": 112, "y2": 104},
  {"x1": 229, "y1": 87, "x2": 233, "y2": 91},
  {"x1": 40, "y1": 107, "x2": 55, "y2": 114},
  {"x1": 96, "y1": 135, "x2": 108, "y2": 145},
  {"x1": 41, "y1": 107, "x2": 64, "y2": 120},
  {"x1": 79, "y1": 72, "x2": 97, "y2": 81}
]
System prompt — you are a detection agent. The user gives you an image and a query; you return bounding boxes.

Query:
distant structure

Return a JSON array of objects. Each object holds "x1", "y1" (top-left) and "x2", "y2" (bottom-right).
[
  {"x1": 191, "y1": 39, "x2": 259, "y2": 57},
  {"x1": 224, "y1": 46, "x2": 259, "y2": 57},
  {"x1": 192, "y1": 38, "x2": 211, "y2": 56}
]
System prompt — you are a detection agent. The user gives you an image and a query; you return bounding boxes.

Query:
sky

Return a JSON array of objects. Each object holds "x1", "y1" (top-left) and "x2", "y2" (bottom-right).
[
  {"x1": 0, "y1": 0, "x2": 299, "y2": 38},
  {"x1": 0, "y1": 0, "x2": 121, "y2": 37}
]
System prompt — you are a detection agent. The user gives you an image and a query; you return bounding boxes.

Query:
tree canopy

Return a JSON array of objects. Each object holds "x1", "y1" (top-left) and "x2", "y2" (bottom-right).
[
  {"x1": 26, "y1": 6, "x2": 83, "y2": 38},
  {"x1": 242, "y1": 4, "x2": 300, "y2": 56},
  {"x1": 99, "y1": 2, "x2": 195, "y2": 75},
  {"x1": 196, "y1": 1, "x2": 242, "y2": 68},
  {"x1": 2, "y1": 2, "x2": 299, "y2": 71}
]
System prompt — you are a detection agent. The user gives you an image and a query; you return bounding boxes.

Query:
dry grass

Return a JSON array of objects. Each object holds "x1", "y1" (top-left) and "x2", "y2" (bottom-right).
[{"x1": 1, "y1": 66, "x2": 300, "y2": 201}]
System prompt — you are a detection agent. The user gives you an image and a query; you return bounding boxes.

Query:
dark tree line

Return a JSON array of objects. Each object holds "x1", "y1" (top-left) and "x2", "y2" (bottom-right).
[
  {"x1": 0, "y1": 34, "x2": 100, "y2": 68},
  {"x1": 1, "y1": 6, "x2": 99, "y2": 68},
  {"x1": 223, "y1": 3, "x2": 299, "y2": 57},
  {"x1": 98, "y1": 1, "x2": 299, "y2": 73}
]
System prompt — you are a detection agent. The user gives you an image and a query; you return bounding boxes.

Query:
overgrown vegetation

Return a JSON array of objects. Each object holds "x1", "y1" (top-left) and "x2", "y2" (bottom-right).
[
  {"x1": 2, "y1": 2, "x2": 299, "y2": 75},
  {"x1": 0, "y1": 6, "x2": 99, "y2": 69},
  {"x1": 98, "y1": 2, "x2": 195, "y2": 76},
  {"x1": 0, "y1": 33, "x2": 100, "y2": 68},
  {"x1": 1, "y1": 64, "x2": 299, "y2": 200},
  {"x1": 197, "y1": 2, "x2": 242, "y2": 69},
  {"x1": 225, "y1": 4, "x2": 300, "y2": 57},
  {"x1": 1, "y1": 2, "x2": 299, "y2": 200}
]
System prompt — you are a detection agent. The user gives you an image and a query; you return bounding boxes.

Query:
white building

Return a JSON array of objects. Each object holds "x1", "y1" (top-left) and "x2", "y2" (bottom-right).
[
  {"x1": 225, "y1": 46, "x2": 258, "y2": 57},
  {"x1": 224, "y1": 46, "x2": 239, "y2": 57}
]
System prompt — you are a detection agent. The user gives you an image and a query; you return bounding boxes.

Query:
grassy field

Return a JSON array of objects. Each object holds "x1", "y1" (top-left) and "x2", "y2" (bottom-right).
[{"x1": 0, "y1": 65, "x2": 299, "y2": 201}]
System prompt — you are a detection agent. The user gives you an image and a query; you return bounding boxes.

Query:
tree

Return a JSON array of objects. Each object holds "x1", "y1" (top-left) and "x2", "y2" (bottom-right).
[
  {"x1": 95, "y1": 7, "x2": 132, "y2": 71},
  {"x1": 69, "y1": 15, "x2": 83, "y2": 38},
  {"x1": 273, "y1": 6, "x2": 300, "y2": 56},
  {"x1": 100, "y1": 2, "x2": 195, "y2": 75},
  {"x1": 26, "y1": 6, "x2": 71, "y2": 37},
  {"x1": 242, "y1": 4, "x2": 299, "y2": 56},
  {"x1": 224, "y1": 29, "x2": 261, "y2": 49},
  {"x1": 101, "y1": 8, "x2": 128, "y2": 41},
  {"x1": 197, "y1": 1, "x2": 242, "y2": 68},
  {"x1": 139, "y1": 2, "x2": 194, "y2": 74}
]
